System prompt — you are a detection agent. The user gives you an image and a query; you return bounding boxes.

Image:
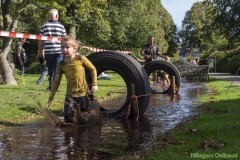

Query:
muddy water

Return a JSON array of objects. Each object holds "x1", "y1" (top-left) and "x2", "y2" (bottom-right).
[{"x1": 0, "y1": 79, "x2": 205, "y2": 160}]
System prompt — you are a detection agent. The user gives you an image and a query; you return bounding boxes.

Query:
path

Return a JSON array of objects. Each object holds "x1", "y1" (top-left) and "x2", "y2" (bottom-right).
[{"x1": 209, "y1": 72, "x2": 240, "y2": 86}]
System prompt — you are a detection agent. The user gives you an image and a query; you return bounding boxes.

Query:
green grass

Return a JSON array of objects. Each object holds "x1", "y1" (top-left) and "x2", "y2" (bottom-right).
[
  {"x1": 146, "y1": 78, "x2": 240, "y2": 160},
  {"x1": 0, "y1": 72, "x2": 125, "y2": 131},
  {"x1": 94, "y1": 72, "x2": 126, "y2": 99}
]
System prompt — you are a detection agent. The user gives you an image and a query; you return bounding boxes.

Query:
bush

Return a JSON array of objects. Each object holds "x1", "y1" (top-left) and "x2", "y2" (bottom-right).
[
  {"x1": 227, "y1": 54, "x2": 240, "y2": 74},
  {"x1": 25, "y1": 61, "x2": 44, "y2": 74}
]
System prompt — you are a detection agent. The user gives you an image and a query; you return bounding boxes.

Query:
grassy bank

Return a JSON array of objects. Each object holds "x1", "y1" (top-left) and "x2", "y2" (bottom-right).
[
  {"x1": 147, "y1": 78, "x2": 240, "y2": 160},
  {"x1": 0, "y1": 73, "x2": 125, "y2": 132}
]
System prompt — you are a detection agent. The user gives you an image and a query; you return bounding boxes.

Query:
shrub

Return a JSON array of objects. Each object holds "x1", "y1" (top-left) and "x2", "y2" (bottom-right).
[
  {"x1": 227, "y1": 54, "x2": 240, "y2": 75},
  {"x1": 25, "y1": 61, "x2": 44, "y2": 74}
]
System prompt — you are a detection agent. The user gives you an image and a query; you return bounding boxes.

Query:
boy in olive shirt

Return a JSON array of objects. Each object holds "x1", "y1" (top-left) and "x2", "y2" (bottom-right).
[{"x1": 48, "y1": 35, "x2": 98, "y2": 123}]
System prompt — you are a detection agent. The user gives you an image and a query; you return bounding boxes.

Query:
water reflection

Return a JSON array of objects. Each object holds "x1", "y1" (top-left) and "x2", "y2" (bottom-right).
[{"x1": 0, "y1": 79, "x2": 205, "y2": 159}]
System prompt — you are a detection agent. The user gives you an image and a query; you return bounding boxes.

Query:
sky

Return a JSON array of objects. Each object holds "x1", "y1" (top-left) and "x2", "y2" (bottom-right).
[{"x1": 161, "y1": 0, "x2": 202, "y2": 28}]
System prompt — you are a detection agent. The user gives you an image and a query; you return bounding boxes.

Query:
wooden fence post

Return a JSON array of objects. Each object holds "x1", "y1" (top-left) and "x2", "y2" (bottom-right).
[
  {"x1": 172, "y1": 76, "x2": 176, "y2": 94},
  {"x1": 130, "y1": 83, "x2": 137, "y2": 120}
]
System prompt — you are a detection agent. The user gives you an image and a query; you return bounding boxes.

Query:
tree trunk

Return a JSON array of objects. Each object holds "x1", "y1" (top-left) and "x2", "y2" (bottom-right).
[
  {"x1": 0, "y1": 38, "x2": 17, "y2": 85},
  {"x1": 0, "y1": 0, "x2": 30, "y2": 85},
  {"x1": 68, "y1": 24, "x2": 76, "y2": 38}
]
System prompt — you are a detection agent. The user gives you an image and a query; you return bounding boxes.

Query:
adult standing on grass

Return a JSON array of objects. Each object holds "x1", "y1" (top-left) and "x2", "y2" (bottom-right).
[
  {"x1": 36, "y1": 44, "x2": 48, "y2": 85},
  {"x1": 38, "y1": 9, "x2": 67, "y2": 90},
  {"x1": 15, "y1": 38, "x2": 27, "y2": 75},
  {"x1": 47, "y1": 35, "x2": 99, "y2": 124}
]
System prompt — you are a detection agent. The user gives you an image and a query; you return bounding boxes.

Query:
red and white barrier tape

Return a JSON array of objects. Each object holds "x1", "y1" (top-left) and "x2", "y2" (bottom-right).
[
  {"x1": 0, "y1": 30, "x2": 132, "y2": 54},
  {"x1": 83, "y1": 46, "x2": 132, "y2": 54},
  {"x1": 0, "y1": 30, "x2": 62, "y2": 41}
]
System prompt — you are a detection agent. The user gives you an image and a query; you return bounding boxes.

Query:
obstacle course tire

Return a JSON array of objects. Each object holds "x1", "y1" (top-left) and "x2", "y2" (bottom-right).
[
  {"x1": 144, "y1": 60, "x2": 181, "y2": 94},
  {"x1": 86, "y1": 51, "x2": 151, "y2": 118}
]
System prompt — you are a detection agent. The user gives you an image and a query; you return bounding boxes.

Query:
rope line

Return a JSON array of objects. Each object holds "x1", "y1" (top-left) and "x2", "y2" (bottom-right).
[{"x1": 200, "y1": 46, "x2": 240, "y2": 61}]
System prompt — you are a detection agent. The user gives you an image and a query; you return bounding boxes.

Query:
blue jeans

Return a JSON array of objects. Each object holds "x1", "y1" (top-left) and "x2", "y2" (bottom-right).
[
  {"x1": 36, "y1": 64, "x2": 48, "y2": 84},
  {"x1": 45, "y1": 54, "x2": 63, "y2": 89},
  {"x1": 19, "y1": 65, "x2": 24, "y2": 75}
]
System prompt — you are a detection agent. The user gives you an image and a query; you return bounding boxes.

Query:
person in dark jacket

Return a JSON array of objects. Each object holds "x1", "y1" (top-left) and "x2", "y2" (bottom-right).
[{"x1": 15, "y1": 38, "x2": 27, "y2": 75}]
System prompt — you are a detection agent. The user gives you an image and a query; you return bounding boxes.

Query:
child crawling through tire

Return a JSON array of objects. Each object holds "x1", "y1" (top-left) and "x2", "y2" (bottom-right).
[
  {"x1": 157, "y1": 70, "x2": 170, "y2": 86},
  {"x1": 47, "y1": 35, "x2": 101, "y2": 125}
]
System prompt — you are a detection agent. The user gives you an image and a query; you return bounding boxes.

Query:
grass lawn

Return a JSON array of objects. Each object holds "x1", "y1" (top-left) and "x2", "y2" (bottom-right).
[
  {"x1": 0, "y1": 72, "x2": 126, "y2": 131},
  {"x1": 146, "y1": 77, "x2": 240, "y2": 160}
]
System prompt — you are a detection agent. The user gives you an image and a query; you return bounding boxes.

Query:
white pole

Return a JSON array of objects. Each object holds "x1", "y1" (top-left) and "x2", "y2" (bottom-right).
[{"x1": 215, "y1": 51, "x2": 217, "y2": 73}]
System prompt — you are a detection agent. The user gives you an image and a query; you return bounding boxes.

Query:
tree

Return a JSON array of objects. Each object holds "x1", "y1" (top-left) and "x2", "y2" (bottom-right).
[
  {"x1": 0, "y1": 0, "x2": 31, "y2": 85},
  {"x1": 158, "y1": 3, "x2": 178, "y2": 55},
  {"x1": 0, "y1": 0, "x2": 179, "y2": 85},
  {"x1": 209, "y1": 0, "x2": 240, "y2": 42},
  {"x1": 179, "y1": 1, "x2": 223, "y2": 53},
  {"x1": 61, "y1": 0, "x2": 107, "y2": 38},
  {"x1": 179, "y1": 2, "x2": 206, "y2": 50}
]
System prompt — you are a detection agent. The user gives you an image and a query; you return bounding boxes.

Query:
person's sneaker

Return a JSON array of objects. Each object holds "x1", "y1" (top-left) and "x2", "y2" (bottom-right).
[{"x1": 36, "y1": 81, "x2": 42, "y2": 85}]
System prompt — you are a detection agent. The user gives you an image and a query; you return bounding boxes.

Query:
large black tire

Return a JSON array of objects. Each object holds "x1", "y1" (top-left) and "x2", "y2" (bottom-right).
[
  {"x1": 144, "y1": 60, "x2": 181, "y2": 94},
  {"x1": 86, "y1": 51, "x2": 151, "y2": 118}
]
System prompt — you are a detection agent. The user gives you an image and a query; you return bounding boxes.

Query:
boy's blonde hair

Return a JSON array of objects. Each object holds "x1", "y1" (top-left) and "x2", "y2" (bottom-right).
[{"x1": 61, "y1": 35, "x2": 79, "y2": 49}]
